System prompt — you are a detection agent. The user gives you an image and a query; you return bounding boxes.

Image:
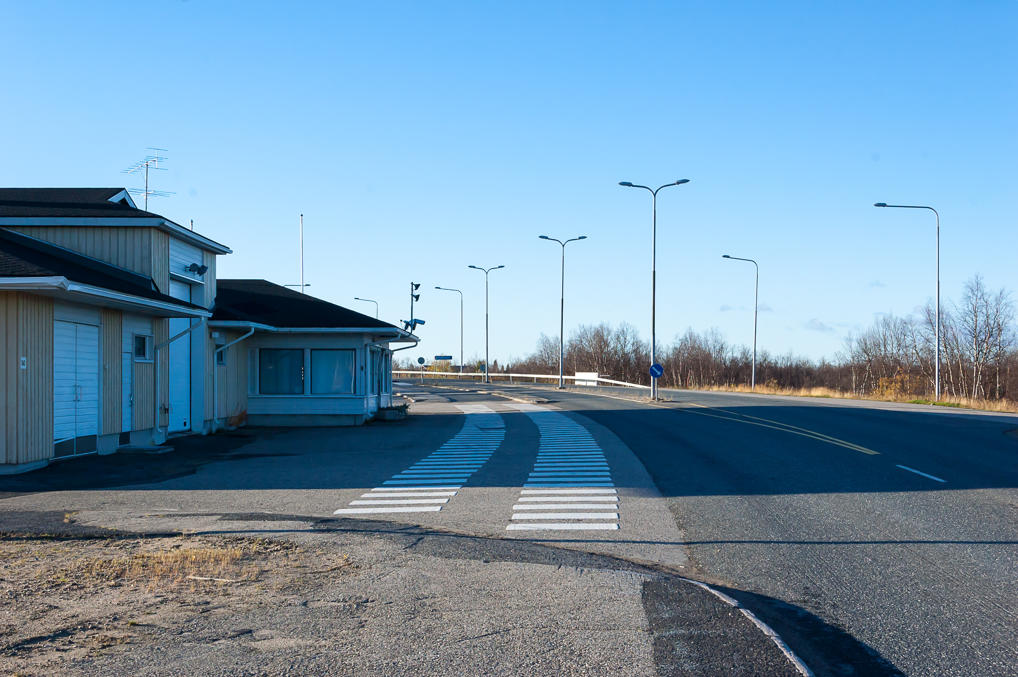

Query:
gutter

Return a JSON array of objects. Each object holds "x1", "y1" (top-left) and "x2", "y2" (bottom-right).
[{"x1": 0, "y1": 276, "x2": 209, "y2": 317}]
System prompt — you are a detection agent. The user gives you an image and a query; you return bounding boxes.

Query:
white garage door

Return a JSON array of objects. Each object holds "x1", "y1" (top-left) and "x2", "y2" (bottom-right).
[
  {"x1": 54, "y1": 320, "x2": 100, "y2": 457},
  {"x1": 168, "y1": 280, "x2": 192, "y2": 432}
]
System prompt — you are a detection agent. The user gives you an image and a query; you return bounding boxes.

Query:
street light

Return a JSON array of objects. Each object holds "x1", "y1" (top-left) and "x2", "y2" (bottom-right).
[
  {"x1": 722, "y1": 254, "x2": 759, "y2": 390},
  {"x1": 874, "y1": 202, "x2": 941, "y2": 400},
  {"x1": 468, "y1": 264, "x2": 504, "y2": 384},
  {"x1": 435, "y1": 286, "x2": 464, "y2": 374},
  {"x1": 539, "y1": 235, "x2": 587, "y2": 388},
  {"x1": 619, "y1": 179, "x2": 690, "y2": 399},
  {"x1": 353, "y1": 297, "x2": 379, "y2": 318}
]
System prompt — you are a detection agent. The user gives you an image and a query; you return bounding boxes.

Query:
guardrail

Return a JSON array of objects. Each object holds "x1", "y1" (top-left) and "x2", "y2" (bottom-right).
[{"x1": 391, "y1": 371, "x2": 650, "y2": 390}]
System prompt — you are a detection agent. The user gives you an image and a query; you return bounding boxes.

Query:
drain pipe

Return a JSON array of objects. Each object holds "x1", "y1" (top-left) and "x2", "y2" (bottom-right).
[
  {"x1": 153, "y1": 318, "x2": 206, "y2": 445},
  {"x1": 213, "y1": 327, "x2": 256, "y2": 432}
]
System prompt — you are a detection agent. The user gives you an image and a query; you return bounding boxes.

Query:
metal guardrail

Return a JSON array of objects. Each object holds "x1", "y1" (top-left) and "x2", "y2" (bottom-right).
[{"x1": 390, "y1": 370, "x2": 650, "y2": 390}]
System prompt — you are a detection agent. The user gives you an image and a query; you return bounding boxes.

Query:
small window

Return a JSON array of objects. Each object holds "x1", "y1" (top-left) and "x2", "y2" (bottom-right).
[
  {"x1": 259, "y1": 349, "x2": 304, "y2": 395},
  {"x1": 216, "y1": 350, "x2": 226, "y2": 366},
  {"x1": 311, "y1": 349, "x2": 356, "y2": 394},
  {"x1": 133, "y1": 335, "x2": 153, "y2": 362}
]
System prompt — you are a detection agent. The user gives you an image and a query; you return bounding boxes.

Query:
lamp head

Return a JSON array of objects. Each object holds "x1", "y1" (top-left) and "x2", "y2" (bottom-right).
[
  {"x1": 619, "y1": 181, "x2": 634, "y2": 187},
  {"x1": 874, "y1": 202, "x2": 887, "y2": 207},
  {"x1": 577, "y1": 235, "x2": 587, "y2": 240},
  {"x1": 494, "y1": 265, "x2": 505, "y2": 270},
  {"x1": 675, "y1": 179, "x2": 690, "y2": 185},
  {"x1": 722, "y1": 254, "x2": 731, "y2": 259},
  {"x1": 468, "y1": 265, "x2": 480, "y2": 270},
  {"x1": 539, "y1": 235, "x2": 550, "y2": 240}
]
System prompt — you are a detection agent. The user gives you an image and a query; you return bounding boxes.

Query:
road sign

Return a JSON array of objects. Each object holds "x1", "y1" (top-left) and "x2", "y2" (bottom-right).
[
  {"x1": 649, "y1": 363, "x2": 664, "y2": 378},
  {"x1": 417, "y1": 357, "x2": 425, "y2": 365},
  {"x1": 434, "y1": 355, "x2": 453, "y2": 361}
]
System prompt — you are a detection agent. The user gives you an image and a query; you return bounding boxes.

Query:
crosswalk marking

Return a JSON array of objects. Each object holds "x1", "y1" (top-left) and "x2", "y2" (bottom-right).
[
  {"x1": 507, "y1": 406, "x2": 621, "y2": 532},
  {"x1": 507, "y1": 523, "x2": 619, "y2": 531},
  {"x1": 334, "y1": 405, "x2": 504, "y2": 517}
]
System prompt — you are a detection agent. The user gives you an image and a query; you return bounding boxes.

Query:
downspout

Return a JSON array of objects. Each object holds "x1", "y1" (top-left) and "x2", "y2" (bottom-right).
[
  {"x1": 153, "y1": 318, "x2": 206, "y2": 444},
  {"x1": 213, "y1": 327, "x2": 256, "y2": 432}
]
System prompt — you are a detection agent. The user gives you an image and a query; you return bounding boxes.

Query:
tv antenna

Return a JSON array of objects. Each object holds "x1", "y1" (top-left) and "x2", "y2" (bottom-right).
[{"x1": 122, "y1": 148, "x2": 175, "y2": 211}]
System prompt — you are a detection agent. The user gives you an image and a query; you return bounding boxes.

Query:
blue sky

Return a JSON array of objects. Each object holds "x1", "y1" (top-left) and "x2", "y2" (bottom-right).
[{"x1": 3, "y1": 1, "x2": 1016, "y2": 366}]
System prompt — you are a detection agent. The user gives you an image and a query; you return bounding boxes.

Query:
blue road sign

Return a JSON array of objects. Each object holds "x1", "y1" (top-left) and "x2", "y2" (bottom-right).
[
  {"x1": 434, "y1": 355, "x2": 453, "y2": 361},
  {"x1": 649, "y1": 363, "x2": 664, "y2": 378},
  {"x1": 417, "y1": 357, "x2": 426, "y2": 365}
]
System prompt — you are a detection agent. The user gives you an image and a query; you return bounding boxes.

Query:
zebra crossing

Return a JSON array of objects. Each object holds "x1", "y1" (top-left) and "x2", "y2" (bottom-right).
[
  {"x1": 507, "y1": 407, "x2": 620, "y2": 531},
  {"x1": 333, "y1": 404, "x2": 504, "y2": 516}
]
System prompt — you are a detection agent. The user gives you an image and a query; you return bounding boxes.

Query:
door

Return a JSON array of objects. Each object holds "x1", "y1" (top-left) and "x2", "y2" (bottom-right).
[
  {"x1": 168, "y1": 280, "x2": 191, "y2": 432},
  {"x1": 122, "y1": 351, "x2": 133, "y2": 432},
  {"x1": 53, "y1": 320, "x2": 100, "y2": 457}
]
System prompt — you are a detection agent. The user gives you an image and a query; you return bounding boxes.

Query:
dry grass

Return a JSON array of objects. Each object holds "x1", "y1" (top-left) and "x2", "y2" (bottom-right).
[{"x1": 700, "y1": 383, "x2": 1018, "y2": 413}]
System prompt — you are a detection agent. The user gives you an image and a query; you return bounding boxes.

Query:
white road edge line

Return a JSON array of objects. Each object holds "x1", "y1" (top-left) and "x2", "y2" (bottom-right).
[{"x1": 895, "y1": 464, "x2": 947, "y2": 483}]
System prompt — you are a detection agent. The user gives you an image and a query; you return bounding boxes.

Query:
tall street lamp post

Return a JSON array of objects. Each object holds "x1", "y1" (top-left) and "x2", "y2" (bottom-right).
[
  {"x1": 539, "y1": 235, "x2": 587, "y2": 388},
  {"x1": 353, "y1": 297, "x2": 379, "y2": 318},
  {"x1": 874, "y1": 202, "x2": 941, "y2": 400},
  {"x1": 722, "y1": 254, "x2": 759, "y2": 390},
  {"x1": 619, "y1": 179, "x2": 690, "y2": 400},
  {"x1": 435, "y1": 286, "x2": 464, "y2": 374},
  {"x1": 468, "y1": 264, "x2": 504, "y2": 384}
]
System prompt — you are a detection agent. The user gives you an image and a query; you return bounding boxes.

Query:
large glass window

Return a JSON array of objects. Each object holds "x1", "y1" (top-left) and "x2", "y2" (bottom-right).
[
  {"x1": 259, "y1": 349, "x2": 304, "y2": 394},
  {"x1": 311, "y1": 349, "x2": 356, "y2": 394}
]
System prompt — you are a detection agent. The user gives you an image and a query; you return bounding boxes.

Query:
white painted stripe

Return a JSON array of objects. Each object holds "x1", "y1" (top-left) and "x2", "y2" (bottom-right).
[
  {"x1": 521, "y1": 488, "x2": 616, "y2": 494},
  {"x1": 513, "y1": 503, "x2": 618, "y2": 510},
  {"x1": 383, "y1": 480, "x2": 466, "y2": 486},
  {"x1": 529, "y1": 472, "x2": 612, "y2": 476},
  {"x1": 507, "y1": 523, "x2": 619, "y2": 531},
  {"x1": 896, "y1": 464, "x2": 947, "y2": 483},
  {"x1": 525, "y1": 482, "x2": 615, "y2": 487},
  {"x1": 361, "y1": 491, "x2": 456, "y2": 498},
  {"x1": 511, "y1": 512, "x2": 618, "y2": 520},
  {"x1": 517, "y1": 496, "x2": 617, "y2": 502},
  {"x1": 351, "y1": 499, "x2": 449, "y2": 505},
  {"x1": 333, "y1": 506, "x2": 443, "y2": 514},
  {"x1": 372, "y1": 486, "x2": 461, "y2": 491}
]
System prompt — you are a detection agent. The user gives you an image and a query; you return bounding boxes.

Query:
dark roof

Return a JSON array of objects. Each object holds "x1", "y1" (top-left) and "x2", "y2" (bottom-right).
[
  {"x1": 0, "y1": 227, "x2": 206, "y2": 309},
  {"x1": 0, "y1": 188, "x2": 164, "y2": 219},
  {"x1": 213, "y1": 279, "x2": 400, "y2": 331}
]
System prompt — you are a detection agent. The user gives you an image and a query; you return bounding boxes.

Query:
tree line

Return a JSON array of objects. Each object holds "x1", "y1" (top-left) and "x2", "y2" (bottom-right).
[{"x1": 507, "y1": 275, "x2": 1018, "y2": 402}]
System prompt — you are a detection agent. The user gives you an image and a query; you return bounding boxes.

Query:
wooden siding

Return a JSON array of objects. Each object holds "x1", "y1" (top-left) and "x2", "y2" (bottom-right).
[
  {"x1": 0, "y1": 292, "x2": 54, "y2": 465},
  {"x1": 150, "y1": 230, "x2": 169, "y2": 294},
  {"x1": 7, "y1": 226, "x2": 155, "y2": 278},
  {"x1": 154, "y1": 318, "x2": 169, "y2": 428},
  {"x1": 100, "y1": 308, "x2": 122, "y2": 435},
  {"x1": 203, "y1": 251, "x2": 217, "y2": 308}
]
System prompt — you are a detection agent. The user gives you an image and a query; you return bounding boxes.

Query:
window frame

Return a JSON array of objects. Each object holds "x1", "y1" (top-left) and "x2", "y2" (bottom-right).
[
  {"x1": 257, "y1": 348, "x2": 306, "y2": 395},
  {"x1": 132, "y1": 334, "x2": 153, "y2": 363},
  {"x1": 310, "y1": 348, "x2": 357, "y2": 395}
]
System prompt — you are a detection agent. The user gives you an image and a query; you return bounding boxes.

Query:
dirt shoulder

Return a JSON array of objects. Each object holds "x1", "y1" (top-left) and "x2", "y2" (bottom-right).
[{"x1": 1, "y1": 528, "x2": 354, "y2": 676}]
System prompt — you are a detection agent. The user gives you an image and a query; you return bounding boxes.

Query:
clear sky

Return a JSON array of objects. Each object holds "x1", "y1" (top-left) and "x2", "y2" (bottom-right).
[{"x1": 3, "y1": 1, "x2": 1016, "y2": 366}]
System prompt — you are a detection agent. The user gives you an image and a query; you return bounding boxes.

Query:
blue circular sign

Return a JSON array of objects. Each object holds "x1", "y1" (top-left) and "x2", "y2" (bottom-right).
[{"x1": 649, "y1": 363, "x2": 664, "y2": 378}]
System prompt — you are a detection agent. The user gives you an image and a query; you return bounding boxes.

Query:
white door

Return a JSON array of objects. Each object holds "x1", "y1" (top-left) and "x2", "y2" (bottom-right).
[
  {"x1": 168, "y1": 281, "x2": 191, "y2": 432},
  {"x1": 122, "y1": 351, "x2": 133, "y2": 432},
  {"x1": 53, "y1": 320, "x2": 100, "y2": 456}
]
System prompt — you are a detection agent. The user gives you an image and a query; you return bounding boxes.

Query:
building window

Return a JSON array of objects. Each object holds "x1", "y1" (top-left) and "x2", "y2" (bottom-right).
[
  {"x1": 133, "y1": 334, "x2": 153, "y2": 362},
  {"x1": 259, "y1": 349, "x2": 304, "y2": 394},
  {"x1": 311, "y1": 349, "x2": 356, "y2": 394},
  {"x1": 216, "y1": 350, "x2": 226, "y2": 366}
]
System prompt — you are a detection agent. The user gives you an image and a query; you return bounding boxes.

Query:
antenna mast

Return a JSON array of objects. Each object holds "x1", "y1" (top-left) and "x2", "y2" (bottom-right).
[
  {"x1": 122, "y1": 148, "x2": 174, "y2": 211},
  {"x1": 299, "y1": 213, "x2": 305, "y2": 295}
]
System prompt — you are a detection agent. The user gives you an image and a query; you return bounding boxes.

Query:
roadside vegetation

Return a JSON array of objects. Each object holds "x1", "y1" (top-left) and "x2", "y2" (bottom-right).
[{"x1": 450, "y1": 275, "x2": 1018, "y2": 414}]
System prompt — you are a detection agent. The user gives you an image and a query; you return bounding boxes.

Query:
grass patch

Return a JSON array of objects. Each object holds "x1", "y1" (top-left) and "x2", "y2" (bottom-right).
[{"x1": 700, "y1": 384, "x2": 1018, "y2": 413}]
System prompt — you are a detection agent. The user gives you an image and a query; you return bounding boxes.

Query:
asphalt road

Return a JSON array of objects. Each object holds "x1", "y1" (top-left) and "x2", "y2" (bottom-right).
[{"x1": 459, "y1": 381, "x2": 1018, "y2": 676}]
